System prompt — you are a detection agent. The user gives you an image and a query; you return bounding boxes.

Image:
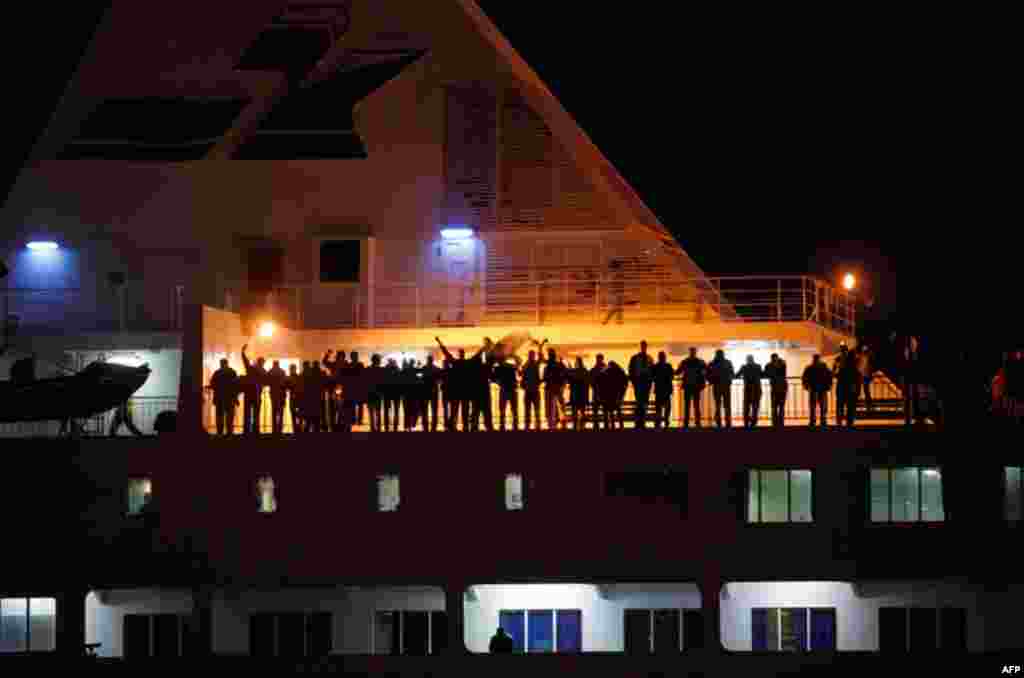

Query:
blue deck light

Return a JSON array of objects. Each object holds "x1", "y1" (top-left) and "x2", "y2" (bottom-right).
[
  {"x1": 441, "y1": 228, "x2": 474, "y2": 240},
  {"x1": 27, "y1": 241, "x2": 59, "y2": 251}
]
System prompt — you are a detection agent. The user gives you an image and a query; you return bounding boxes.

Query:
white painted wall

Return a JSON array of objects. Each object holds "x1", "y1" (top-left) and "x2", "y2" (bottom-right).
[
  {"x1": 464, "y1": 583, "x2": 702, "y2": 654},
  {"x1": 85, "y1": 589, "x2": 193, "y2": 658},
  {"x1": 720, "y1": 581, "x2": 992, "y2": 651}
]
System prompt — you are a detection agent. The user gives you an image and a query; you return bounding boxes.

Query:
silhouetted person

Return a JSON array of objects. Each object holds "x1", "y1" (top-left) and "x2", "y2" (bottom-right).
[
  {"x1": 241, "y1": 344, "x2": 267, "y2": 435},
  {"x1": 436, "y1": 337, "x2": 486, "y2": 431},
  {"x1": 440, "y1": 358, "x2": 454, "y2": 430},
  {"x1": 266, "y1": 360, "x2": 287, "y2": 435},
  {"x1": 601, "y1": 360, "x2": 629, "y2": 429},
  {"x1": 652, "y1": 351, "x2": 675, "y2": 429},
  {"x1": 764, "y1": 353, "x2": 788, "y2": 428},
  {"x1": 400, "y1": 359, "x2": 419, "y2": 431},
  {"x1": 833, "y1": 345, "x2": 860, "y2": 428},
  {"x1": 589, "y1": 354, "x2": 607, "y2": 429},
  {"x1": 349, "y1": 351, "x2": 365, "y2": 425},
  {"x1": 366, "y1": 354, "x2": 385, "y2": 432},
  {"x1": 543, "y1": 348, "x2": 567, "y2": 429},
  {"x1": 109, "y1": 399, "x2": 144, "y2": 437},
  {"x1": 285, "y1": 364, "x2": 302, "y2": 434},
  {"x1": 521, "y1": 350, "x2": 542, "y2": 430},
  {"x1": 323, "y1": 349, "x2": 345, "y2": 431},
  {"x1": 471, "y1": 343, "x2": 495, "y2": 432},
  {"x1": 304, "y1": 361, "x2": 326, "y2": 432},
  {"x1": 677, "y1": 347, "x2": 708, "y2": 429},
  {"x1": 857, "y1": 345, "x2": 874, "y2": 412},
  {"x1": 568, "y1": 357, "x2": 590, "y2": 430},
  {"x1": 494, "y1": 358, "x2": 520, "y2": 431},
  {"x1": 382, "y1": 358, "x2": 401, "y2": 432},
  {"x1": 628, "y1": 340, "x2": 654, "y2": 429},
  {"x1": 802, "y1": 354, "x2": 833, "y2": 429},
  {"x1": 736, "y1": 355, "x2": 763, "y2": 428},
  {"x1": 419, "y1": 354, "x2": 442, "y2": 432},
  {"x1": 489, "y1": 627, "x2": 515, "y2": 653},
  {"x1": 707, "y1": 349, "x2": 735, "y2": 429}
]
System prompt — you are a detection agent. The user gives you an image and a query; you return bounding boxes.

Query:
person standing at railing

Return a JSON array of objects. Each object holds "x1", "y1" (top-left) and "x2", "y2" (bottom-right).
[
  {"x1": 543, "y1": 347, "x2": 568, "y2": 430},
  {"x1": 856, "y1": 345, "x2": 873, "y2": 413},
  {"x1": 108, "y1": 398, "x2": 144, "y2": 437},
  {"x1": 764, "y1": 354, "x2": 788, "y2": 429},
  {"x1": 706, "y1": 349, "x2": 735, "y2": 429},
  {"x1": 266, "y1": 360, "x2": 287, "y2": 435},
  {"x1": 365, "y1": 354, "x2": 385, "y2": 432},
  {"x1": 285, "y1": 363, "x2": 302, "y2": 434},
  {"x1": 567, "y1": 357, "x2": 591, "y2": 430},
  {"x1": 440, "y1": 357, "x2": 454, "y2": 430},
  {"x1": 735, "y1": 355, "x2": 764, "y2": 429},
  {"x1": 470, "y1": 345, "x2": 496, "y2": 432},
  {"x1": 435, "y1": 337, "x2": 486, "y2": 432},
  {"x1": 241, "y1": 345, "x2": 268, "y2": 435},
  {"x1": 419, "y1": 354, "x2": 443, "y2": 432},
  {"x1": 322, "y1": 350, "x2": 345, "y2": 431},
  {"x1": 521, "y1": 350, "x2": 543, "y2": 431},
  {"x1": 589, "y1": 354, "x2": 607, "y2": 430},
  {"x1": 303, "y1": 361, "x2": 326, "y2": 433},
  {"x1": 802, "y1": 354, "x2": 832, "y2": 430},
  {"x1": 601, "y1": 360, "x2": 629, "y2": 429},
  {"x1": 493, "y1": 357, "x2": 520, "y2": 431},
  {"x1": 381, "y1": 358, "x2": 401, "y2": 432},
  {"x1": 349, "y1": 351, "x2": 365, "y2": 426},
  {"x1": 833, "y1": 345, "x2": 861, "y2": 429},
  {"x1": 677, "y1": 347, "x2": 708, "y2": 430},
  {"x1": 651, "y1": 351, "x2": 675, "y2": 429},
  {"x1": 628, "y1": 341, "x2": 655, "y2": 430}
]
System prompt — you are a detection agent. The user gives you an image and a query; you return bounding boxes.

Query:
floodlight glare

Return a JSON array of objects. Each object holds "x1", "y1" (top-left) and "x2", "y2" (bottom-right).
[
  {"x1": 259, "y1": 321, "x2": 276, "y2": 339},
  {"x1": 27, "y1": 241, "x2": 59, "y2": 251},
  {"x1": 842, "y1": 273, "x2": 856, "y2": 291},
  {"x1": 441, "y1": 228, "x2": 474, "y2": 240}
]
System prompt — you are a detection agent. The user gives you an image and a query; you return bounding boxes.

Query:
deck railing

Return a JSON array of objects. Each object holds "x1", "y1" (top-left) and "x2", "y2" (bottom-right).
[{"x1": 230, "y1": 276, "x2": 855, "y2": 335}]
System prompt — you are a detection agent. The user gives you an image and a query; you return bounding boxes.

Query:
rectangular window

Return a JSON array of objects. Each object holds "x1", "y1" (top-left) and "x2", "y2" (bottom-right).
[
  {"x1": 622, "y1": 609, "x2": 702, "y2": 653},
  {"x1": 257, "y1": 476, "x2": 277, "y2": 514},
  {"x1": 751, "y1": 608, "x2": 835, "y2": 651},
  {"x1": 505, "y1": 473, "x2": 524, "y2": 511},
  {"x1": 372, "y1": 610, "x2": 444, "y2": 655},
  {"x1": 0, "y1": 598, "x2": 56, "y2": 653},
  {"x1": 1005, "y1": 466, "x2": 1022, "y2": 521},
  {"x1": 499, "y1": 609, "x2": 582, "y2": 654},
  {"x1": 747, "y1": 469, "x2": 813, "y2": 523},
  {"x1": 124, "y1": 613, "x2": 188, "y2": 657},
  {"x1": 127, "y1": 477, "x2": 153, "y2": 516},
  {"x1": 319, "y1": 240, "x2": 361, "y2": 283},
  {"x1": 377, "y1": 474, "x2": 400, "y2": 512},
  {"x1": 878, "y1": 607, "x2": 966, "y2": 651},
  {"x1": 870, "y1": 467, "x2": 944, "y2": 523},
  {"x1": 249, "y1": 612, "x2": 333, "y2": 657}
]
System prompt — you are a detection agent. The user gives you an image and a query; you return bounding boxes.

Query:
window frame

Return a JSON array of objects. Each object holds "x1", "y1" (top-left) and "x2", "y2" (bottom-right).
[
  {"x1": 371, "y1": 609, "x2": 446, "y2": 656},
  {"x1": 256, "y1": 475, "x2": 277, "y2": 514},
  {"x1": 316, "y1": 238, "x2": 363, "y2": 286},
  {"x1": 376, "y1": 472, "x2": 401, "y2": 513},
  {"x1": 878, "y1": 606, "x2": 967, "y2": 651},
  {"x1": 123, "y1": 613, "x2": 189, "y2": 658},
  {"x1": 0, "y1": 597, "x2": 57, "y2": 653},
  {"x1": 870, "y1": 466, "x2": 945, "y2": 525},
  {"x1": 249, "y1": 611, "x2": 333, "y2": 658},
  {"x1": 1004, "y1": 465, "x2": 1023, "y2": 523},
  {"x1": 126, "y1": 477, "x2": 153, "y2": 517},
  {"x1": 751, "y1": 606, "x2": 836, "y2": 652},
  {"x1": 745, "y1": 468, "x2": 814, "y2": 525},
  {"x1": 504, "y1": 472, "x2": 525, "y2": 512},
  {"x1": 497, "y1": 608, "x2": 582, "y2": 654}
]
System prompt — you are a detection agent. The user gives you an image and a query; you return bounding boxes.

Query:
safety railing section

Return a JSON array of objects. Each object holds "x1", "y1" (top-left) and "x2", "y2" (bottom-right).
[
  {"x1": 0, "y1": 397, "x2": 178, "y2": 438},
  {"x1": 2, "y1": 284, "x2": 185, "y2": 333},
  {"x1": 225, "y1": 276, "x2": 855, "y2": 335}
]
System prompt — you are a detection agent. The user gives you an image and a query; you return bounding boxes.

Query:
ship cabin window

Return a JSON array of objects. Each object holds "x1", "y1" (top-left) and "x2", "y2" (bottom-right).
[
  {"x1": 505, "y1": 473, "x2": 524, "y2": 511},
  {"x1": 127, "y1": 477, "x2": 153, "y2": 516},
  {"x1": 746, "y1": 469, "x2": 812, "y2": 523},
  {"x1": 257, "y1": 475, "x2": 277, "y2": 513},
  {"x1": 377, "y1": 473, "x2": 400, "y2": 512},
  {"x1": 870, "y1": 467, "x2": 944, "y2": 523},
  {"x1": 319, "y1": 240, "x2": 361, "y2": 283},
  {"x1": 0, "y1": 598, "x2": 56, "y2": 652}
]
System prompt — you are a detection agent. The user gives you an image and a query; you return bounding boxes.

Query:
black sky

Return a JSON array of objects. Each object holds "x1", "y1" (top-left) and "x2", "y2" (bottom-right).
[{"x1": 480, "y1": 3, "x2": 1018, "y2": 341}]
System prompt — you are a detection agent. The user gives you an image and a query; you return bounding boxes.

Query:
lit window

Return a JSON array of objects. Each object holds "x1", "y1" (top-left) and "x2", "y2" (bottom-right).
[
  {"x1": 257, "y1": 476, "x2": 277, "y2": 513},
  {"x1": 0, "y1": 598, "x2": 56, "y2": 652},
  {"x1": 871, "y1": 467, "x2": 944, "y2": 523},
  {"x1": 377, "y1": 474, "x2": 400, "y2": 512},
  {"x1": 747, "y1": 470, "x2": 812, "y2": 523},
  {"x1": 505, "y1": 473, "x2": 524, "y2": 511},
  {"x1": 1005, "y1": 467, "x2": 1022, "y2": 522},
  {"x1": 319, "y1": 240, "x2": 361, "y2": 283},
  {"x1": 751, "y1": 608, "x2": 835, "y2": 651},
  {"x1": 497, "y1": 609, "x2": 582, "y2": 653},
  {"x1": 127, "y1": 478, "x2": 153, "y2": 516}
]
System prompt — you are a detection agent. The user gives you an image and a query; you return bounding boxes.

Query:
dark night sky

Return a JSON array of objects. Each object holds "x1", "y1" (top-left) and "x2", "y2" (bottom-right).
[{"x1": 480, "y1": 3, "x2": 1018, "y2": 345}]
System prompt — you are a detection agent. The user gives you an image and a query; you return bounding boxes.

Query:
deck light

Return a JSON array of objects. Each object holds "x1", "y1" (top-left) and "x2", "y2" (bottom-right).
[
  {"x1": 441, "y1": 228, "x2": 474, "y2": 240},
  {"x1": 259, "y1": 321, "x2": 276, "y2": 339},
  {"x1": 27, "y1": 241, "x2": 59, "y2": 251},
  {"x1": 842, "y1": 273, "x2": 856, "y2": 291}
]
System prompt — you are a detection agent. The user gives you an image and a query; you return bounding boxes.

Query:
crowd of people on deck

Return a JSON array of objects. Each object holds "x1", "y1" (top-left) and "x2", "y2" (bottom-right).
[{"x1": 206, "y1": 338, "x2": 881, "y2": 435}]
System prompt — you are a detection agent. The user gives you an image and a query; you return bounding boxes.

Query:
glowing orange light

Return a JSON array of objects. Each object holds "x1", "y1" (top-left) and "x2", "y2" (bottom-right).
[
  {"x1": 259, "y1": 321, "x2": 275, "y2": 339},
  {"x1": 842, "y1": 273, "x2": 856, "y2": 291}
]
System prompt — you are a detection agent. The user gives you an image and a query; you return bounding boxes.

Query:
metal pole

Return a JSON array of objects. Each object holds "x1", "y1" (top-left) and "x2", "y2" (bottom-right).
[
  {"x1": 777, "y1": 280, "x2": 782, "y2": 322},
  {"x1": 904, "y1": 334, "x2": 912, "y2": 427}
]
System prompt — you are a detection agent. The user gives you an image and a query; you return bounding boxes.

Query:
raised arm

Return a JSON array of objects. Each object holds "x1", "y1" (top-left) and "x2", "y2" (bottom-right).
[
  {"x1": 435, "y1": 337, "x2": 455, "y2": 362},
  {"x1": 241, "y1": 344, "x2": 251, "y2": 371}
]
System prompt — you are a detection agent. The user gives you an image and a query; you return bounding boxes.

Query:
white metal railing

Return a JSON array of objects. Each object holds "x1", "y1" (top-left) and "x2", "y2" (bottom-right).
[
  {"x1": 0, "y1": 396, "x2": 178, "y2": 438},
  {"x1": 226, "y1": 276, "x2": 855, "y2": 335}
]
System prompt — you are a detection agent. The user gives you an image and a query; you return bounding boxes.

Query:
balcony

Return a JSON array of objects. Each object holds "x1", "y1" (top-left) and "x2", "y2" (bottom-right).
[{"x1": 233, "y1": 276, "x2": 856, "y2": 336}]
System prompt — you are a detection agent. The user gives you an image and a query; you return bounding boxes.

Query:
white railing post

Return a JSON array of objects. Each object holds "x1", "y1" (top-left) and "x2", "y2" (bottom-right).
[
  {"x1": 777, "y1": 280, "x2": 782, "y2": 322},
  {"x1": 802, "y1": 278, "x2": 807, "y2": 320}
]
